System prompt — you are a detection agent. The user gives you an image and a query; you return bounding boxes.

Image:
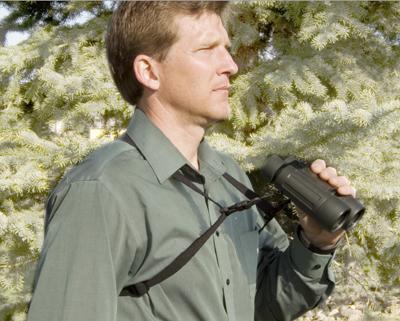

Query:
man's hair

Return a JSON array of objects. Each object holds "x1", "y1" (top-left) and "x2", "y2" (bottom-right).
[{"x1": 106, "y1": 1, "x2": 228, "y2": 106}]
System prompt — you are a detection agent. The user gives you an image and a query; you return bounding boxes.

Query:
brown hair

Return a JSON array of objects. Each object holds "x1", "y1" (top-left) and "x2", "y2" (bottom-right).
[{"x1": 105, "y1": 1, "x2": 228, "y2": 106}]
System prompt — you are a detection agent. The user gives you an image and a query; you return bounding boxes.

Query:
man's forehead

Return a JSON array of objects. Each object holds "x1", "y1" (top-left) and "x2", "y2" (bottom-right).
[{"x1": 174, "y1": 12, "x2": 230, "y2": 45}]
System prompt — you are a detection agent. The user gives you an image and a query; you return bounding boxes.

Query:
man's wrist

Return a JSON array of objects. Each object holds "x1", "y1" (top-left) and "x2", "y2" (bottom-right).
[{"x1": 297, "y1": 225, "x2": 338, "y2": 255}]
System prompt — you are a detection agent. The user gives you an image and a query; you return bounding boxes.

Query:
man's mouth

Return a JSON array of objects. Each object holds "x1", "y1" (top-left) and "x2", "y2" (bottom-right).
[{"x1": 213, "y1": 85, "x2": 230, "y2": 91}]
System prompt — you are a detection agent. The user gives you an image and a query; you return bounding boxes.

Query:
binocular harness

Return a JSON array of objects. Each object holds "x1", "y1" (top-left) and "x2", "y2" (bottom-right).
[{"x1": 118, "y1": 134, "x2": 365, "y2": 298}]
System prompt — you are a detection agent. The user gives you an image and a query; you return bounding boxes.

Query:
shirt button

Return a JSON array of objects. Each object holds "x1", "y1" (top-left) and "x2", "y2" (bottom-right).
[
  {"x1": 312, "y1": 264, "x2": 321, "y2": 270},
  {"x1": 216, "y1": 231, "x2": 220, "y2": 237},
  {"x1": 226, "y1": 278, "x2": 230, "y2": 286}
]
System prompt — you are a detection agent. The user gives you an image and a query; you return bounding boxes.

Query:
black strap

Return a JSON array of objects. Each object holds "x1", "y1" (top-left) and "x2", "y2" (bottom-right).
[
  {"x1": 118, "y1": 133, "x2": 285, "y2": 297},
  {"x1": 222, "y1": 173, "x2": 280, "y2": 222},
  {"x1": 173, "y1": 171, "x2": 223, "y2": 210},
  {"x1": 120, "y1": 207, "x2": 228, "y2": 297}
]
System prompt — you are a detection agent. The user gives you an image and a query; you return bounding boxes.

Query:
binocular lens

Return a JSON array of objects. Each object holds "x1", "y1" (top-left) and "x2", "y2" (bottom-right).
[
  {"x1": 331, "y1": 209, "x2": 350, "y2": 232},
  {"x1": 343, "y1": 208, "x2": 365, "y2": 230}
]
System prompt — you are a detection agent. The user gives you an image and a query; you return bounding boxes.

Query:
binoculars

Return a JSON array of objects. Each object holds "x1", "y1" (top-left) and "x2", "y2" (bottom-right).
[{"x1": 261, "y1": 155, "x2": 365, "y2": 232}]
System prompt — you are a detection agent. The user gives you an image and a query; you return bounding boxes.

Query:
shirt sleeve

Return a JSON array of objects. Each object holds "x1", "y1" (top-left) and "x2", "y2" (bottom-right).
[
  {"x1": 219, "y1": 155, "x2": 336, "y2": 321},
  {"x1": 255, "y1": 215, "x2": 336, "y2": 321},
  {"x1": 27, "y1": 180, "x2": 138, "y2": 321}
]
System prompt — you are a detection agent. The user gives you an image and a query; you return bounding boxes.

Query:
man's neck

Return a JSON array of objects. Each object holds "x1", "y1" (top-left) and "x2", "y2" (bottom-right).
[{"x1": 138, "y1": 105, "x2": 204, "y2": 171}]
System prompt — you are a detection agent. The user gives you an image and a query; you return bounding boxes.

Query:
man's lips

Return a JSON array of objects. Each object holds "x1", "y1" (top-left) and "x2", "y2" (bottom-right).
[{"x1": 213, "y1": 85, "x2": 230, "y2": 91}]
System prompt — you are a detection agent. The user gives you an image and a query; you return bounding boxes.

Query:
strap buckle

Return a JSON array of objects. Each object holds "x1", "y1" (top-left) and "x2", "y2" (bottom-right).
[
  {"x1": 120, "y1": 282, "x2": 149, "y2": 297},
  {"x1": 220, "y1": 197, "x2": 264, "y2": 216}
]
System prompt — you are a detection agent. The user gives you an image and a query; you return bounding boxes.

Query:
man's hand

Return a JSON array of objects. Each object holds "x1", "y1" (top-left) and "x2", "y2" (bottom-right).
[{"x1": 297, "y1": 159, "x2": 356, "y2": 251}]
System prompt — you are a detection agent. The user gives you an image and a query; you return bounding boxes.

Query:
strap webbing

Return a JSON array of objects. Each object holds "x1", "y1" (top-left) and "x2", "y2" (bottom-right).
[
  {"x1": 118, "y1": 133, "x2": 284, "y2": 297},
  {"x1": 120, "y1": 208, "x2": 228, "y2": 297},
  {"x1": 172, "y1": 171, "x2": 223, "y2": 210}
]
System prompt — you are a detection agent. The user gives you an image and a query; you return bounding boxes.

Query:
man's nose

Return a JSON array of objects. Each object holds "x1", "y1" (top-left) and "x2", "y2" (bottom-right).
[{"x1": 218, "y1": 48, "x2": 238, "y2": 76}]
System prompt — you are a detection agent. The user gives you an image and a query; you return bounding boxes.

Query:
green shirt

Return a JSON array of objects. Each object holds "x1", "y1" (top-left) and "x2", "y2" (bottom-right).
[{"x1": 27, "y1": 108, "x2": 335, "y2": 321}]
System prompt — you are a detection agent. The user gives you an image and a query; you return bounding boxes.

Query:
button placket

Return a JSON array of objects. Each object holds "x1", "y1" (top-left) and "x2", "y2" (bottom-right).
[{"x1": 208, "y1": 197, "x2": 236, "y2": 321}]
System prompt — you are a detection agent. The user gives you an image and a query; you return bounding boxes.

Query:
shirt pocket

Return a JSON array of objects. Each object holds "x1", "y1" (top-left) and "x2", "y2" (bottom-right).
[{"x1": 239, "y1": 230, "x2": 258, "y2": 301}]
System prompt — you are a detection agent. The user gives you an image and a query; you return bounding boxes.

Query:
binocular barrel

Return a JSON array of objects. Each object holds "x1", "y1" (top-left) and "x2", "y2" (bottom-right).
[{"x1": 261, "y1": 155, "x2": 365, "y2": 232}]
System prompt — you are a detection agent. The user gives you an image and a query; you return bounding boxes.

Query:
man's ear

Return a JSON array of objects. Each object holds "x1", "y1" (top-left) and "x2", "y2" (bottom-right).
[{"x1": 133, "y1": 54, "x2": 160, "y2": 91}]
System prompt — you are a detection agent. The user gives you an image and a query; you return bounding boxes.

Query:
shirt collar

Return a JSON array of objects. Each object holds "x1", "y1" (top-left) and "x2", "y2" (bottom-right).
[
  {"x1": 126, "y1": 108, "x2": 226, "y2": 184},
  {"x1": 198, "y1": 139, "x2": 226, "y2": 181}
]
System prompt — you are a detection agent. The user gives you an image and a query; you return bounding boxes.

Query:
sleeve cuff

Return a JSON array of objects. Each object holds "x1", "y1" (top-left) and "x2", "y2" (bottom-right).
[{"x1": 289, "y1": 228, "x2": 334, "y2": 279}]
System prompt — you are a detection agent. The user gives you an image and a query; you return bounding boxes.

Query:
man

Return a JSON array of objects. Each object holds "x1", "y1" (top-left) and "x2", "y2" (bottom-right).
[{"x1": 27, "y1": 2, "x2": 356, "y2": 321}]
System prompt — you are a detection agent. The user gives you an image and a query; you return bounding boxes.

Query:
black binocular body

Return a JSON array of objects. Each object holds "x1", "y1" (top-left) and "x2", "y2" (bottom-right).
[{"x1": 261, "y1": 155, "x2": 365, "y2": 232}]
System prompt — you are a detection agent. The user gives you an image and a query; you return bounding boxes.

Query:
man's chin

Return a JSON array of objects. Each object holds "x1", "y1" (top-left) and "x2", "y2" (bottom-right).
[
  {"x1": 216, "y1": 102, "x2": 231, "y2": 119},
  {"x1": 216, "y1": 105, "x2": 232, "y2": 119},
  {"x1": 206, "y1": 111, "x2": 231, "y2": 127},
  {"x1": 202, "y1": 102, "x2": 231, "y2": 125}
]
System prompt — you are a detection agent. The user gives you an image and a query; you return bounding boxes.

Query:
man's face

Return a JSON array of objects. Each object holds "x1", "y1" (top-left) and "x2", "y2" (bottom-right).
[{"x1": 155, "y1": 12, "x2": 238, "y2": 126}]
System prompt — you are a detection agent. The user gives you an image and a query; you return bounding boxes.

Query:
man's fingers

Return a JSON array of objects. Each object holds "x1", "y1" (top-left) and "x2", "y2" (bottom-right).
[
  {"x1": 319, "y1": 167, "x2": 337, "y2": 180},
  {"x1": 337, "y1": 185, "x2": 356, "y2": 197},
  {"x1": 310, "y1": 159, "x2": 326, "y2": 174},
  {"x1": 310, "y1": 159, "x2": 357, "y2": 198},
  {"x1": 328, "y1": 176, "x2": 350, "y2": 188}
]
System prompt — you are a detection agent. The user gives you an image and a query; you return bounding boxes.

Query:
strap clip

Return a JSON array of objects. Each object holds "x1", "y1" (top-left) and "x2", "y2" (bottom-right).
[
  {"x1": 120, "y1": 282, "x2": 149, "y2": 297},
  {"x1": 220, "y1": 197, "x2": 264, "y2": 216}
]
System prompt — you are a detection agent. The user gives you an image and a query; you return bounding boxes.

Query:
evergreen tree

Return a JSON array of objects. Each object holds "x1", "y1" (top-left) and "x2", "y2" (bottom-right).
[
  {"x1": 0, "y1": 2, "x2": 123, "y2": 320},
  {"x1": 208, "y1": 2, "x2": 400, "y2": 319},
  {"x1": 0, "y1": 1, "x2": 399, "y2": 320}
]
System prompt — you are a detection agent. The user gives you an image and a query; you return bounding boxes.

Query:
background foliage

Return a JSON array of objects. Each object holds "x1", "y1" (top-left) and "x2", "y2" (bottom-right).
[{"x1": 0, "y1": 1, "x2": 399, "y2": 320}]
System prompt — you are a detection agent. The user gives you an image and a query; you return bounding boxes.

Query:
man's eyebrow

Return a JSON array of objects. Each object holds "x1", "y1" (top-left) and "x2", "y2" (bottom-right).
[{"x1": 199, "y1": 39, "x2": 232, "y2": 48}]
